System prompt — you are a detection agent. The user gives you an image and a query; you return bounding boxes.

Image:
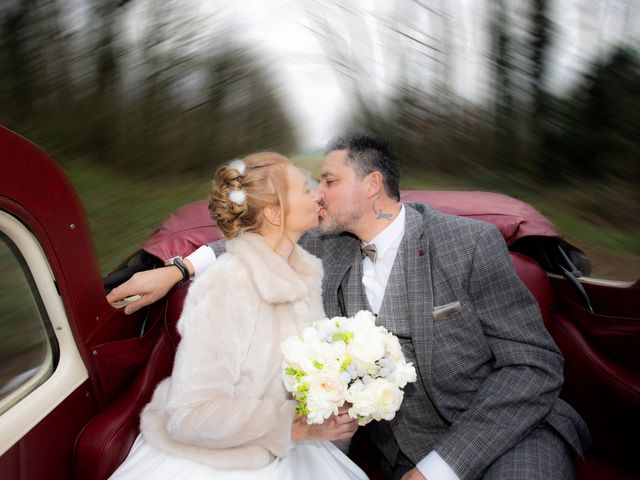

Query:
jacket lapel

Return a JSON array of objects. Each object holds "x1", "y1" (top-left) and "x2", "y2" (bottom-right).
[
  {"x1": 321, "y1": 233, "x2": 360, "y2": 317},
  {"x1": 404, "y1": 205, "x2": 435, "y2": 393}
]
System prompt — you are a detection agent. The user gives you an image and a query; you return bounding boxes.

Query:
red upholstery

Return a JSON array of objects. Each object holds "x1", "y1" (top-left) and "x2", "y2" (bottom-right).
[
  {"x1": 73, "y1": 249, "x2": 636, "y2": 479},
  {"x1": 577, "y1": 456, "x2": 640, "y2": 480},
  {"x1": 72, "y1": 286, "x2": 189, "y2": 480},
  {"x1": 549, "y1": 313, "x2": 640, "y2": 478},
  {"x1": 511, "y1": 253, "x2": 640, "y2": 478}
]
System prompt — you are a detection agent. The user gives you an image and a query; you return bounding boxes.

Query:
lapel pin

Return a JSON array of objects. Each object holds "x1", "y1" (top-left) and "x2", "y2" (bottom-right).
[{"x1": 418, "y1": 248, "x2": 425, "y2": 257}]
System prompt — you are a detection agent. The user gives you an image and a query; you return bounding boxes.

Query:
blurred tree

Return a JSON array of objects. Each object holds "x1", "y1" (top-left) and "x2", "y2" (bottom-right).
[
  {"x1": 0, "y1": 0, "x2": 298, "y2": 177},
  {"x1": 490, "y1": 0, "x2": 517, "y2": 171},
  {"x1": 528, "y1": 0, "x2": 553, "y2": 179},
  {"x1": 89, "y1": 0, "x2": 126, "y2": 163},
  {"x1": 562, "y1": 47, "x2": 640, "y2": 180},
  {"x1": 0, "y1": 2, "x2": 36, "y2": 127}
]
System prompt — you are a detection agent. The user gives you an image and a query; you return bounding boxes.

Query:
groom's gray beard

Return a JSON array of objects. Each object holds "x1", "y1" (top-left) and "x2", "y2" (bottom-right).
[{"x1": 318, "y1": 209, "x2": 363, "y2": 235}]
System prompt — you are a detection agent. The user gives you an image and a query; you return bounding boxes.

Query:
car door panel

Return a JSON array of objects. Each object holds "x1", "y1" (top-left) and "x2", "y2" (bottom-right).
[
  {"x1": 0, "y1": 380, "x2": 95, "y2": 479},
  {"x1": 548, "y1": 277, "x2": 640, "y2": 477}
]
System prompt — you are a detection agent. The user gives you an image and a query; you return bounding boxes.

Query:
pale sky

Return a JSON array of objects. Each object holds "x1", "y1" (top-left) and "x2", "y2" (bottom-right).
[{"x1": 75, "y1": 0, "x2": 640, "y2": 149}]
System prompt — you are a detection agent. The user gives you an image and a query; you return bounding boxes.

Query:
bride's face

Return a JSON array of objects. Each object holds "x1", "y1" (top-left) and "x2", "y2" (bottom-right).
[{"x1": 284, "y1": 164, "x2": 320, "y2": 236}]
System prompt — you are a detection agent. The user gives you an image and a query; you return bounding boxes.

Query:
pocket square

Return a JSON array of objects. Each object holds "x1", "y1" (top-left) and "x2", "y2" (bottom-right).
[{"x1": 432, "y1": 301, "x2": 462, "y2": 321}]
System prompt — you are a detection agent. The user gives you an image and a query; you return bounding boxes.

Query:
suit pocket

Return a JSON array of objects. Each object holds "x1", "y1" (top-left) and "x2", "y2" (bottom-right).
[{"x1": 432, "y1": 301, "x2": 462, "y2": 321}]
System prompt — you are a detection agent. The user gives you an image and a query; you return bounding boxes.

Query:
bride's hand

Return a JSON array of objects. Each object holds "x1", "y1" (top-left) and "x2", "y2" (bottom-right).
[{"x1": 291, "y1": 406, "x2": 359, "y2": 441}]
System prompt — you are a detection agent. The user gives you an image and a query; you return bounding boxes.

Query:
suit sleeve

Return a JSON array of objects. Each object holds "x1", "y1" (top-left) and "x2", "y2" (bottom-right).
[
  {"x1": 298, "y1": 230, "x2": 325, "y2": 258},
  {"x1": 163, "y1": 268, "x2": 296, "y2": 458},
  {"x1": 434, "y1": 225, "x2": 565, "y2": 480}
]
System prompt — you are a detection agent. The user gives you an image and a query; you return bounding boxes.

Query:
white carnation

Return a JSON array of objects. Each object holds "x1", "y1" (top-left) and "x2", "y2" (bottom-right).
[
  {"x1": 346, "y1": 382, "x2": 377, "y2": 421},
  {"x1": 383, "y1": 332, "x2": 404, "y2": 363},
  {"x1": 387, "y1": 362, "x2": 417, "y2": 388}
]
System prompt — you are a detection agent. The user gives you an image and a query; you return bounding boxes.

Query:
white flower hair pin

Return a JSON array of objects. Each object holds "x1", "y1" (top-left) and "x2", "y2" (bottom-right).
[
  {"x1": 228, "y1": 159, "x2": 246, "y2": 176},
  {"x1": 227, "y1": 159, "x2": 247, "y2": 205},
  {"x1": 228, "y1": 188, "x2": 246, "y2": 206}
]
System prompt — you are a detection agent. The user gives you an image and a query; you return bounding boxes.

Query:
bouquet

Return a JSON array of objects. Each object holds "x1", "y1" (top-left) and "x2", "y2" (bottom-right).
[{"x1": 281, "y1": 310, "x2": 417, "y2": 426}]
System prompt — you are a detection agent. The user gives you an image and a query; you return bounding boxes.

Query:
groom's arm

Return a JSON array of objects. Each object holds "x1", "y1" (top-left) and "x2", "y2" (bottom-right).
[
  {"x1": 106, "y1": 239, "x2": 226, "y2": 314},
  {"x1": 106, "y1": 232, "x2": 324, "y2": 314},
  {"x1": 431, "y1": 225, "x2": 565, "y2": 479}
]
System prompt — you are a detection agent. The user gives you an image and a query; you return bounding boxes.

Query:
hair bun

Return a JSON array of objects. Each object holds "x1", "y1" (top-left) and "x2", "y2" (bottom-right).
[
  {"x1": 208, "y1": 153, "x2": 290, "y2": 240},
  {"x1": 209, "y1": 164, "x2": 248, "y2": 239}
]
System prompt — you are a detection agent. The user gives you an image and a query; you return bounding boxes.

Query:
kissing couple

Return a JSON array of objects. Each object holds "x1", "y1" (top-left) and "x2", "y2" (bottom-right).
[{"x1": 109, "y1": 133, "x2": 589, "y2": 480}]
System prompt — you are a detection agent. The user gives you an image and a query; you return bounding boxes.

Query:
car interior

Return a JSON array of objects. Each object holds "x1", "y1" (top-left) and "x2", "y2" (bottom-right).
[
  {"x1": 1, "y1": 126, "x2": 638, "y2": 480},
  {"x1": 85, "y1": 197, "x2": 640, "y2": 480}
]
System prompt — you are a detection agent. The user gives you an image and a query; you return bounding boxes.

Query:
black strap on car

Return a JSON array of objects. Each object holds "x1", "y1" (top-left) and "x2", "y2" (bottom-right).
[{"x1": 558, "y1": 244, "x2": 594, "y2": 314}]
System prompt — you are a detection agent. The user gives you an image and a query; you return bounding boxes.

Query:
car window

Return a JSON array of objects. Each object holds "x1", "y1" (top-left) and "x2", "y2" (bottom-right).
[{"x1": 0, "y1": 232, "x2": 59, "y2": 415}]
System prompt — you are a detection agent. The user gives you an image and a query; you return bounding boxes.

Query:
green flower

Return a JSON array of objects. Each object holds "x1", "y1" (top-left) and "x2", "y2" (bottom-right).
[
  {"x1": 340, "y1": 357, "x2": 352, "y2": 372},
  {"x1": 332, "y1": 331, "x2": 354, "y2": 343},
  {"x1": 285, "y1": 367, "x2": 306, "y2": 381},
  {"x1": 294, "y1": 383, "x2": 310, "y2": 416}
]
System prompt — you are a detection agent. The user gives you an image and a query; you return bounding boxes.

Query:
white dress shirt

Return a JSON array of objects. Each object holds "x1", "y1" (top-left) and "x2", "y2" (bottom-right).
[
  {"x1": 186, "y1": 208, "x2": 459, "y2": 480},
  {"x1": 361, "y1": 205, "x2": 405, "y2": 314}
]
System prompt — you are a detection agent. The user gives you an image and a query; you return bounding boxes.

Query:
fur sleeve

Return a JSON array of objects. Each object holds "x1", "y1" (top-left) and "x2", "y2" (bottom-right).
[{"x1": 164, "y1": 259, "x2": 295, "y2": 458}]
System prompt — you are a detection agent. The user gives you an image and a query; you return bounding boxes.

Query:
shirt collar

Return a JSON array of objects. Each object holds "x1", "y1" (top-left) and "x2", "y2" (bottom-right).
[{"x1": 364, "y1": 204, "x2": 405, "y2": 260}]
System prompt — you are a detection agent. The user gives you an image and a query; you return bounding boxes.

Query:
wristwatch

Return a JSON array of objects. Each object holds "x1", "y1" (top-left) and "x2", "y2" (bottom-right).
[{"x1": 165, "y1": 256, "x2": 190, "y2": 284}]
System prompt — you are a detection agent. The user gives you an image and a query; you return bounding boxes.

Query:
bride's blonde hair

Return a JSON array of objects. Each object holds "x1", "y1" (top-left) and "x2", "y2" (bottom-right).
[{"x1": 209, "y1": 152, "x2": 290, "y2": 243}]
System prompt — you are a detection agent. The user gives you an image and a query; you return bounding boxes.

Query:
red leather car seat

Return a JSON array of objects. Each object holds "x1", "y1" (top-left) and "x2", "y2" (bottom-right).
[
  {"x1": 73, "y1": 252, "x2": 557, "y2": 479},
  {"x1": 511, "y1": 253, "x2": 640, "y2": 479},
  {"x1": 72, "y1": 286, "x2": 189, "y2": 480}
]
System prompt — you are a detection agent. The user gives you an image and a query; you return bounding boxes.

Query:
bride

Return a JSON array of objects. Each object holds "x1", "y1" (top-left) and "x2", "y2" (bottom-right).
[{"x1": 109, "y1": 153, "x2": 367, "y2": 480}]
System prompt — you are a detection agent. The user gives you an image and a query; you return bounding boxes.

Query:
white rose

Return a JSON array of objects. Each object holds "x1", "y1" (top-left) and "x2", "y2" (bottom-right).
[
  {"x1": 350, "y1": 310, "x2": 377, "y2": 333},
  {"x1": 305, "y1": 371, "x2": 347, "y2": 423},
  {"x1": 348, "y1": 326, "x2": 386, "y2": 371},
  {"x1": 347, "y1": 378, "x2": 404, "y2": 425},
  {"x1": 372, "y1": 378, "x2": 404, "y2": 420},
  {"x1": 281, "y1": 336, "x2": 317, "y2": 374}
]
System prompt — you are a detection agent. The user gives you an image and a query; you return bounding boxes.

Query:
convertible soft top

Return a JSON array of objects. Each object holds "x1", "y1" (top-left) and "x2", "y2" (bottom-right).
[{"x1": 142, "y1": 191, "x2": 561, "y2": 262}]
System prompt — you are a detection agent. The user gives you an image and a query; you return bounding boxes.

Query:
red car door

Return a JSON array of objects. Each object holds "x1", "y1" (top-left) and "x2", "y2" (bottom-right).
[{"x1": 0, "y1": 126, "x2": 158, "y2": 479}]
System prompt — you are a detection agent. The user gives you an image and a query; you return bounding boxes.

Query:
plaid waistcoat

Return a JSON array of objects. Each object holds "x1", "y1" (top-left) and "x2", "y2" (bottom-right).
[{"x1": 340, "y1": 230, "x2": 449, "y2": 467}]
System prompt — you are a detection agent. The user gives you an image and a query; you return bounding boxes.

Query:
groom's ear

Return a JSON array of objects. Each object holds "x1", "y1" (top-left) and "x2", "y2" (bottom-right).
[
  {"x1": 263, "y1": 205, "x2": 282, "y2": 226},
  {"x1": 366, "y1": 171, "x2": 383, "y2": 198}
]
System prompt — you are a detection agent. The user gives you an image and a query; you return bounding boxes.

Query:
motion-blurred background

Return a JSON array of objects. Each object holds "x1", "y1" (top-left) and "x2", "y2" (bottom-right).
[{"x1": 1, "y1": 0, "x2": 638, "y2": 279}]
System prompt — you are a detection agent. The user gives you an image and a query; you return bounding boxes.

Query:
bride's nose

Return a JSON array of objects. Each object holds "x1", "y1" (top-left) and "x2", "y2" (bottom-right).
[{"x1": 313, "y1": 189, "x2": 324, "y2": 205}]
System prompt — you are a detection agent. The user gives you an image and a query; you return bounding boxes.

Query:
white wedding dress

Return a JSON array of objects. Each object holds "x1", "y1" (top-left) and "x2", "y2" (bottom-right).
[{"x1": 109, "y1": 434, "x2": 368, "y2": 480}]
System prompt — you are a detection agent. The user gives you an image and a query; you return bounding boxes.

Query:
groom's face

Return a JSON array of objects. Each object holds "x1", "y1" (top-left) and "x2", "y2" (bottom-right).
[{"x1": 316, "y1": 149, "x2": 368, "y2": 234}]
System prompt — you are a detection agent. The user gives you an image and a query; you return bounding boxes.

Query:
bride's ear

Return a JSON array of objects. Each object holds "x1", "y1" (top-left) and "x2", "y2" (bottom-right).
[{"x1": 263, "y1": 204, "x2": 282, "y2": 226}]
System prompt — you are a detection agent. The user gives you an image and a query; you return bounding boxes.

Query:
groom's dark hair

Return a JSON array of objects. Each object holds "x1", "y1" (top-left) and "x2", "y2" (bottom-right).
[{"x1": 325, "y1": 132, "x2": 400, "y2": 201}]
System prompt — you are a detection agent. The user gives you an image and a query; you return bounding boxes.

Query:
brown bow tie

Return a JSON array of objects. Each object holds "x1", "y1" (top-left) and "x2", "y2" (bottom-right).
[{"x1": 361, "y1": 243, "x2": 377, "y2": 263}]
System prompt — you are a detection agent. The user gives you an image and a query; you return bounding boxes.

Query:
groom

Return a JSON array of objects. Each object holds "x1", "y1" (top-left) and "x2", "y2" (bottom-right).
[{"x1": 108, "y1": 133, "x2": 589, "y2": 479}]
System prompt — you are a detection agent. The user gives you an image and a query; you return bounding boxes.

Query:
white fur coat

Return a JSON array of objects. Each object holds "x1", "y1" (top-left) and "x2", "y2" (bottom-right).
[{"x1": 140, "y1": 232, "x2": 325, "y2": 469}]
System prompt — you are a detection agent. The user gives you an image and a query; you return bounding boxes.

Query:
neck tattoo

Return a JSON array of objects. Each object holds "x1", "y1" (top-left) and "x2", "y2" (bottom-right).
[{"x1": 372, "y1": 194, "x2": 392, "y2": 221}]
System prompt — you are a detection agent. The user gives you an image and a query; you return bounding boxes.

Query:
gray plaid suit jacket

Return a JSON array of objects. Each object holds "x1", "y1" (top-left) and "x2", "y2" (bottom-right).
[
  {"x1": 298, "y1": 203, "x2": 589, "y2": 479},
  {"x1": 210, "y1": 202, "x2": 589, "y2": 478}
]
